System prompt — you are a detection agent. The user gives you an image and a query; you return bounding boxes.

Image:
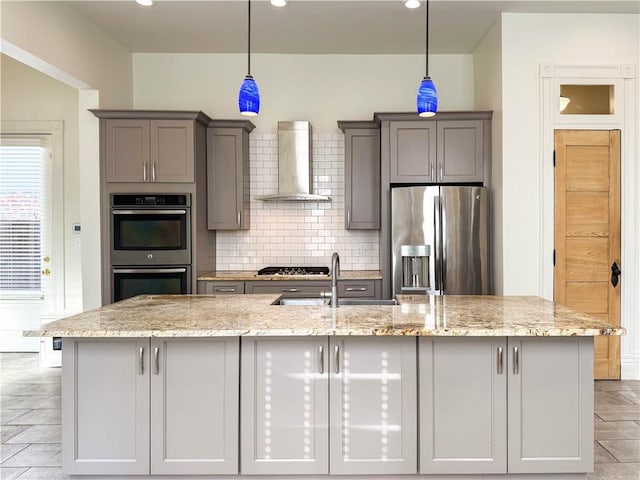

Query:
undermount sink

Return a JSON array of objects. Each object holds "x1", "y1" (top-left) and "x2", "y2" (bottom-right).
[{"x1": 272, "y1": 296, "x2": 398, "y2": 306}]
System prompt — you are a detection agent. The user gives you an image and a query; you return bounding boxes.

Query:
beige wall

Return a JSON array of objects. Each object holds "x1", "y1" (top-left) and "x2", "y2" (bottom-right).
[
  {"x1": 473, "y1": 18, "x2": 503, "y2": 295},
  {"x1": 133, "y1": 53, "x2": 475, "y2": 133},
  {"x1": 1, "y1": 54, "x2": 82, "y2": 313},
  {"x1": 0, "y1": 0, "x2": 133, "y2": 108}
]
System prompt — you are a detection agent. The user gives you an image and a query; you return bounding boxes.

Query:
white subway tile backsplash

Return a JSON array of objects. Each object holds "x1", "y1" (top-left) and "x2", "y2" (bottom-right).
[{"x1": 215, "y1": 131, "x2": 379, "y2": 271}]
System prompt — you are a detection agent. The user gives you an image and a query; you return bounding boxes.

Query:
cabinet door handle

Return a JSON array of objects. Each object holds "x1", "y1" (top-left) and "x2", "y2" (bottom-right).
[
  {"x1": 282, "y1": 288, "x2": 300, "y2": 293},
  {"x1": 345, "y1": 287, "x2": 367, "y2": 292},
  {"x1": 513, "y1": 346, "x2": 519, "y2": 375},
  {"x1": 216, "y1": 287, "x2": 236, "y2": 293},
  {"x1": 334, "y1": 345, "x2": 340, "y2": 374},
  {"x1": 143, "y1": 162, "x2": 148, "y2": 182},
  {"x1": 347, "y1": 209, "x2": 351, "y2": 228},
  {"x1": 431, "y1": 163, "x2": 434, "y2": 180},
  {"x1": 237, "y1": 211, "x2": 241, "y2": 227},
  {"x1": 152, "y1": 162, "x2": 157, "y2": 182},
  {"x1": 497, "y1": 346, "x2": 503, "y2": 374},
  {"x1": 139, "y1": 347, "x2": 144, "y2": 375},
  {"x1": 154, "y1": 347, "x2": 159, "y2": 375},
  {"x1": 439, "y1": 164, "x2": 443, "y2": 180},
  {"x1": 318, "y1": 345, "x2": 324, "y2": 374}
]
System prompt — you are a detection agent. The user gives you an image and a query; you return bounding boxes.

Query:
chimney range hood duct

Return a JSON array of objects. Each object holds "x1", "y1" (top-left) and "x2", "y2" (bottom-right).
[{"x1": 256, "y1": 121, "x2": 330, "y2": 202}]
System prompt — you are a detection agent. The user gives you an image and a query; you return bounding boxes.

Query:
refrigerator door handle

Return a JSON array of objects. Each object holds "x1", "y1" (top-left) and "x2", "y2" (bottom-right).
[
  {"x1": 434, "y1": 195, "x2": 442, "y2": 293},
  {"x1": 440, "y1": 194, "x2": 446, "y2": 293}
]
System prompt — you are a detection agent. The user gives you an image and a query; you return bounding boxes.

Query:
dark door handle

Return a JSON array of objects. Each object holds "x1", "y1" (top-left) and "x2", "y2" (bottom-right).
[{"x1": 611, "y1": 262, "x2": 621, "y2": 288}]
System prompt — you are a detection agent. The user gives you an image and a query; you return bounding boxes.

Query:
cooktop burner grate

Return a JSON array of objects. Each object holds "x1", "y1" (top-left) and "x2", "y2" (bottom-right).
[{"x1": 257, "y1": 266, "x2": 330, "y2": 276}]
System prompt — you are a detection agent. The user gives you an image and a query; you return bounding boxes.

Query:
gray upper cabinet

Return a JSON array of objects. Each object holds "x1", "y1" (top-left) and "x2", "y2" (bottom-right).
[
  {"x1": 508, "y1": 337, "x2": 594, "y2": 474},
  {"x1": 62, "y1": 338, "x2": 150, "y2": 475},
  {"x1": 207, "y1": 120, "x2": 255, "y2": 230},
  {"x1": 437, "y1": 120, "x2": 484, "y2": 183},
  {"x1": 339, "y1": 121, "x2": 380, "y2": 230},
  {"x1": 150, "y1": 338, "x2": 239, "y2": 474},
  {"x1": 389, "y1": 120, "x2": 437, "y2": 183},
  {"x1": 103, "y1": 118, "x2": 194, "y2": 183},
  {"x1": 329, "y1": 337, "x2": 417, "y2": 475},
  {"x1": 240, "y1": 337, "x2": 329, "y2": 475},
  {"x1": 379, "y1": 112, "x2": 491, "y2": 185},
  {"x1": 419, "y1": 337, "x2": 507, "y2": 474}
]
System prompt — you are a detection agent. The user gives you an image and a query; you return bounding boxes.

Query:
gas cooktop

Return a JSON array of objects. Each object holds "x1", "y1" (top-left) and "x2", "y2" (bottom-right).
[{"x1": 257, "y1": 266, "x2": 330, "y2": 276}]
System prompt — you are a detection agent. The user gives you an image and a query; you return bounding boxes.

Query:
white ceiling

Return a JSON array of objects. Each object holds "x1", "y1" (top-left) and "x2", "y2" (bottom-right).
[{"x1": 61, "y1": 0, "x2": 639, "y2": 54}]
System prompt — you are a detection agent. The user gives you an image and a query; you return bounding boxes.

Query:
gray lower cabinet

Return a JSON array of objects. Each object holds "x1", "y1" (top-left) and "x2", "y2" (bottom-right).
[
  {"x1": 508, "y1": 337, "x2": 593, "y2": 473},
  {"x1": 329, "y1": 337, "x2": 417, "y2": 474},
  {"x1": 338, "y1": 279, "x2": 381, "y2": 299},
  {"x1": 197, "y1": 280, "x2": 245, "y2": 294},
  {"x1": 62, "y1": 338, "x2": 150, "y2": 475},
  {"x1": 244, "y1": 280, "x2": 330, "y2": 295},
  {"x1": 151, "y1": 338, "x2": 239, "y2": 474},
  {"x1": 419, "y1": 337, "x2": 593, "y2": 475},
  {"x1": 240, "y1": 336, "x2": 416, "y2": 475},
  {"x1": 240, "y1": 337, "x2": 329, "y2": 474},
  {"x1": 419, "y1": 337, "x2": 507, "y2": 474},
  {"x1": 63, "y1": 338, "x2": 239, "y2": 476}
]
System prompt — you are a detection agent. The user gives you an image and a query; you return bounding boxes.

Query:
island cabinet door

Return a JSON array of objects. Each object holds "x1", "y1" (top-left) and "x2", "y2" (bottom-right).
[
  {"x1": 240, "y1": 337, "x2": 329, "y2": 474},
  {"x1": 418, "y1": 337, "x2": 507, "y2": 474},
  {"x1": 507, "y1": 337, "x2": 594, "y2": 473},
  {"x1": 62, "y1": 338, "x2": 150, "y2": 475},
  {"x1": 329, "y1": 336, "x2": 417, "y2": 474},
  {"x1": 150, "y1": 338, "x2": 239, "y2": 474}
]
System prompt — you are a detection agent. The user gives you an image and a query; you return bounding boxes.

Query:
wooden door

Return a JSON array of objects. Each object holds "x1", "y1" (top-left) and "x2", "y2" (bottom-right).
[
  {"x1": 150, "y1": 338, "x2": 239, "y2": 474},
  {"x1": 554, "y1": 130, "x2": 621, "y2": 379},
  {"x1": 329, "y1": 337, "x2": 417, "y2": 475},
  {"x1": 419, "y1": 337, "x2": 506, "y2": 474}
]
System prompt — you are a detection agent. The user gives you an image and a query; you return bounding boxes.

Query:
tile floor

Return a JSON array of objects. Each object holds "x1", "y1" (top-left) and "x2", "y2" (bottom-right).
[{"x1": 1, "y1": 353, "x2": 639, "y2": 479}]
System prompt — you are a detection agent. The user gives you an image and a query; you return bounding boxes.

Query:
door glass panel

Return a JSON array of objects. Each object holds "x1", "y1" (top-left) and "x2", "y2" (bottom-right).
[{"x1": 560, "y1": 85, "x2": 614, "y2": 114}]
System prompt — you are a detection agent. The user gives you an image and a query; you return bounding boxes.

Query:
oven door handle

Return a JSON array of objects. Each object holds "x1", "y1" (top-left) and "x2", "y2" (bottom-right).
[
  {"x1": 113, "y1": 268, "x2": 188, "y2": 274},
  {"x1": 112, "y1": 209, "x2": 187, "y2": 215}
]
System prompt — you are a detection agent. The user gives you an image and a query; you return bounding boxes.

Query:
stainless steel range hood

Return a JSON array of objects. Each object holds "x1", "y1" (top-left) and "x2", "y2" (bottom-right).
[{"x1": 256, "y1": 121, "x2": 330, "y2": 202}]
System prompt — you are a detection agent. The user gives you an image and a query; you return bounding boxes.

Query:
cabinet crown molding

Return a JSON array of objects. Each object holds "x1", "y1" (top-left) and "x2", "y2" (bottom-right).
[
  {"x1": 90, "y1": 109, "x2": 213, "y2": 126},
  {"x1": 373, "y1": 111, "x2": 493, "y2": 124}
]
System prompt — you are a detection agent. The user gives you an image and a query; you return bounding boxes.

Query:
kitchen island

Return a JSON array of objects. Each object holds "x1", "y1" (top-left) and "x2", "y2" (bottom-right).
[{"x1": 29, "y1": 294, "x2": 624, "y2": 479}]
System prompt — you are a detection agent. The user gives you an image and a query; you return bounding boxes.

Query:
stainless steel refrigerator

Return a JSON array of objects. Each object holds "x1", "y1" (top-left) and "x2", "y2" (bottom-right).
[{"x1": 391, "y1": 186, "x2": 489, "y2": 296}]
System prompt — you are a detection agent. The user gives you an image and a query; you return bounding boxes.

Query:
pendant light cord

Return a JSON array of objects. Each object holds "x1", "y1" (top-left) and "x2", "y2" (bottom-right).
[
  {"x1": 247, "y1": 0, "x2": 252, "y2": 76},
  {"x1": 425, "y1": 0, "x2": 429, "y2": 77}
]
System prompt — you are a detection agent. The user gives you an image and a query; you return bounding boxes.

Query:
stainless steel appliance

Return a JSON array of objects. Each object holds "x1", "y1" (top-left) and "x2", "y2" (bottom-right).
[
  {"x1": 110, "y1": 193, "x2": 191, "y2": 266},
  {"x1": 391, "y1": 186, "x2": 488, "y2": 296},
  {"x1": 257, "y1": 266, "x2": 330, "y2": 276},
  {"x1": 112, "y1": 266, "x2": 191, "y2": 302}
]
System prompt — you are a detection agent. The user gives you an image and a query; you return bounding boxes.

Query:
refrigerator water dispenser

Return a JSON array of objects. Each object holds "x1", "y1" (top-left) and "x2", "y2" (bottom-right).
[{"x1": 400, "y1": 245, "x2": 430, "y2": 291}]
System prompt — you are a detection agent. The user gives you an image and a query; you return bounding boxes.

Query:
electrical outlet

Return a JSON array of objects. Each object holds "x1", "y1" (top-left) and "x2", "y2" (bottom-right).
[{"x1": 356, "y1": 246, "x2": 365, "y2": 257}]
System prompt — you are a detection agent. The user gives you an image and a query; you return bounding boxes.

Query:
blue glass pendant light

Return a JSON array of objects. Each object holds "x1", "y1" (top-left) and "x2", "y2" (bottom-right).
[
  {"x1": 417, "y1": 0, "x2": 437, "y2": 117},
  {"x1": 239, "y1": 0, "x2": 260, "y2": 116}
]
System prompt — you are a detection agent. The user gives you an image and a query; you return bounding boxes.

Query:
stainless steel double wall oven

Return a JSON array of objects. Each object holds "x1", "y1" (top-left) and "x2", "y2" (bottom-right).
[{"x1": 110, "y1": 193, "x2": 191, "y2": 302}]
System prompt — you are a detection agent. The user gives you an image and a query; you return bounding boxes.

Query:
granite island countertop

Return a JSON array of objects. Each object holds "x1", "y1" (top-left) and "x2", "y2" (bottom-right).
[{"x1": 27, "y1": 294, "x2": 625, "y2": 338}]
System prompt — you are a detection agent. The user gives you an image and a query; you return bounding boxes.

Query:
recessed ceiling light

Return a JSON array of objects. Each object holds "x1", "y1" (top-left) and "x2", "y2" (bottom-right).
[
  {"x1": 271, "y1": 0, "x2": 287, "y2": 6},
  {"x1": 135, "y1": 0, "x2": 154, "y2": 6},
  {"x1": 404, "y1": 0, "x2": 421, "y2": 9}
]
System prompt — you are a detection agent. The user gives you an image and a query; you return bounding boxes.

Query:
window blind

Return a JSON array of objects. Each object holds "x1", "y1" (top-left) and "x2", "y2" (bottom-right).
[{"x1": 0, "y1": 141, "x2": 47, "y2": 292}]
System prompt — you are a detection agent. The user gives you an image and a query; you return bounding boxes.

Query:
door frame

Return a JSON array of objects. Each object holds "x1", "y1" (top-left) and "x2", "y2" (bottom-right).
[{"x1": 540, "y1": 63, "x2": 638, "y2": 379}]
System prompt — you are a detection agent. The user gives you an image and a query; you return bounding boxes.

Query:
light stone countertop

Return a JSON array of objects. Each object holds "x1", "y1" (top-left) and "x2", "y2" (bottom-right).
[
  {"x1": 197, "y1": 270, "x2": 382, "y2": 281},
  {"x1": 27, "y1": 294, "x2": 625, "y2": 338}
]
